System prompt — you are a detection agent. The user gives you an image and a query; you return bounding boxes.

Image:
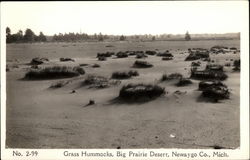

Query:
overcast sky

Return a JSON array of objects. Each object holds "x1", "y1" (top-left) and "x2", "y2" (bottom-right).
[{"x1": 1, "y1": 1, "x2": 248, "y2": 36}]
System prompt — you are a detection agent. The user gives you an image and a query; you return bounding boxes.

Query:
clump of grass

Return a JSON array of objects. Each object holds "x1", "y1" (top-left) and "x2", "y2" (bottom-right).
[
  {"x1": 98, "y1": 56, "x2": 107, "y2": 61},
  {"x1": 136, "y1": 53, "x2": 148, "y2": 59},
  {"x1": 116, "y1": 52, "x2": 128, "y2": 58},
  {"x1": 60, "y1": 58, "x2": 75, "y2": 62},
  {"x1": 30, "y1": 57, "x2": 49, "y2": 65},
  {"x1": 119, "y1": 83, "x2": 165, "y2": 101},
  {"x1": 176, "y1": 78, "x2": 193, "y2": 86},
  {"x1": 50, "y1": 80, "x2": 69, "y2": 88},
  {"x1": 83, "y1": 75, "x2": 120, "y2": 88},
  {"x1": 133, "y1": 60, "x2": 153, "y2": 68},
  {"x1": 92, "y1": 64, "x2": 100, "y2": 68},
  {"x1": 162, "y1": 57, "x2": 173, "y2": 61},
  {"x1": 24, "y1": 66, "x2": 85, "y2": 80},
  {"x1": 145, "y1": 50, "x2": 157, "y2": 55},
  {"x1": 233, "y1": 59, "x2": 240, "y2": 71},
  {"x1": 111, "y1": 70, "x2": 139, "y2": 79},
  {"x1": 161, "y1": 73, "x2": 183, "y2": 81}
]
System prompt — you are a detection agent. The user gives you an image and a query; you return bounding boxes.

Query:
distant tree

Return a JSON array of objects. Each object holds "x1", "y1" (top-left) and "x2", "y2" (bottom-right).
[
  {"x1": 23, "y1": 28, "x2": 36, "y2": 42},
  {"x1": 119, "y1": 35, "x2": 126, "y2": 41},
  {"x1": 38, "y1": 32, "x2": 47, "y2": 42},
  {"x1": 185, "y1": 31, "x2": 191, "y2": 41},
  {"x1": 6, "y1": 27, "x2": 12, "y2": 43},
  {"x1": 98, "y1": 32, "x2": 104, "y2": 41},
  {"x1": 152, "y1": 36, "x2": 156, "y2": 41}
]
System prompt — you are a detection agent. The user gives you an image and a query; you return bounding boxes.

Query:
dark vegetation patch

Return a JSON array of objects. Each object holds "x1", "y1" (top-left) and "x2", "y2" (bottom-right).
[
  {"x1": 233, "y1": 59, "x2": 240, "y2": 71},
  {"x1": 133, "y1": 60, "x2": 153, "y2": 68},
  {"x1": 30, "y1": 57, "x2": 49, "y2": 65},
  {"x1": 50, "y1": 80, "x2": 69, "y2": 88},
  {"x1": 24, "y1": 66, "x2": 85, "y2": 80},
  {"x1": 145, "y1": 50, "x2": 157, "y2": 55},
  {"x1": 162, "y1": 57, "x2": 173, "y2": 61},
  {"x1": 136, "y1": 53, "x2": 148, "y2": 59},
  {"x1": 176, "y1": 78, "x2": 193, "y2": 86},
  {"x1": 119, "y1": 83, "x2": 165, "y2": 102},
  {"x1": 116, "y1": 52, "x2": 128, "y2": 58},
  {"x1": 191, "y1": 61, "x2": 201, "y2": 67},
  {"x1": 161, "y1": 73, "x2": 183, "y2": 81},
  {"x1": 83, "y1": 75, "x2": 120, "y2": 88},
  {"x1": 98, "y1": 56, "x2": 107, "y2": 61},
  {"x1": 111, "y1": 70, "x2": 139, "y2": 79},
  {"x1": 60, "y1": 57, "x2": 75, "y2": 62},
  {"x1": 190, "y1": 64, "x2": 227, "y2": 81},
  {"x1": 92, "y1": 64, "x2": 100, "y2": 68}
]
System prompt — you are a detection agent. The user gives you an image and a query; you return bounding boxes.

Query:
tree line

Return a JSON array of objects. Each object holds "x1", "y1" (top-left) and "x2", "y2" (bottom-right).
[
  {"x1": 6, "y1": 27, "x2": 47, "y2": 43},
  {"x1": 6, "y1": 26, "x2": 194, "y2": 43}
]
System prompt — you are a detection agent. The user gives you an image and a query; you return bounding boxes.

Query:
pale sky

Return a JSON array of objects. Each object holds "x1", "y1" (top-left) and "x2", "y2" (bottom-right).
[{"x1": 1, "y1": 1, "x2": 248, "y2": 36}]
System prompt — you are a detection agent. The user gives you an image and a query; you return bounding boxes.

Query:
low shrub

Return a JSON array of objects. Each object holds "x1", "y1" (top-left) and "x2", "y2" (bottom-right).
[
  {"x1": 133, "y1": 60, "x2": 153, "y2": 68},
  {"x1": 162, "y1": 57, "x2": 173, "y2": 61},
  {"x1": 92, "y1": 64, "x2": 100, "y2": 68},
  {"x1": 176, "y1": 78, "x2": 192, "y2": 86},
  {"x1": 30, "y1": 57, "x2": 49, "y2": 65},
  {"x1": 119, "y1": 83, "x2": 165, "y2": 101},
  {"x1": 24, "y1": 66, "x2": 85, "y2": 80},
  {"x1": 116, "y1": 52, "x2": 128, "y2": 58},
  {"x1": 83, "y1": 75, "x2": 120, "y2": 88},
  {"x1": 161, "y1": 73, "x2": 183, "y2": 81},
  {"x1": 50, "y1": 80, "x2": 69, "y2": 88},
  {"x1": 145, "y1": 50, "x2": 157, "y2": 55},
  {"x1": 111, "y1": 70, "x2": 139, "y2": 79},
  {"x1": 60, "y1": 58, "x2": 75, "y2": 62},
  {"x1": 98, "y1": 56, "x2": 107, "y2": 61}
]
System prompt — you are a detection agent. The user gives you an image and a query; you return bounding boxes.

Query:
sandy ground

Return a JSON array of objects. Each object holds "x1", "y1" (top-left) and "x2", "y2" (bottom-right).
[{"x1": 6, "y1": 40, "x2": 240, "y2": 148}]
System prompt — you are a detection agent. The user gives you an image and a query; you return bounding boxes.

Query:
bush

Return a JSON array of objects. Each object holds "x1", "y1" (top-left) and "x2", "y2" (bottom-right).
[
  {"x1": 98, "y1": 56, "x2": 107, "y2": 61},
  {"x1": 198, "y1": 81, "x2": 226, "y2": 91},
  {"x1": 60, "y1": 58, "x2": 75, "y2": 62},
  {"x1": 190, "y1": 70, "x2": 228, "y2": 81},
  {"x1": 161, "y1": 73, "x2": 183, "y2": 81},
  {"x1": 116, "y1": 52, "x2": 128, "y2": 58},
  {"x1": 50, "y1": 80, "x2": 69, "y2": 88},
  {"x1": 30, "y1": 57, "x2": 49, "y2": 65},
  {"x1": 191, "y1": 61, "x2": 201, "y2": 67},
  {"x1": 133, "y1": 60, "x2": 153, "y2": 68},
  {"x1": 185, "y1": 52, "x2": 209, "y2": 61},
  {"x1": 145, "y1": 50, "x2": 157, "y2": 55},
  {"x1": 83, "y1": 75, "x2": 120, "y2": 88},
  {"x1": 119, "y1": 83, "x2": 165, "y2": 101},
  {"x1": 24, "y1": 66, "x2": 85, "y2": 80},
  {"x1": 92, "y1": 64, "x2": 100, "y2": 68},
  {"x1": 111, "y1": 70, "x2": 139, "y2": 79},
  {"x1": 162, "y1": 57, "x2": 173, "y2": 61},
  {"x1": 233, "y1": 60, "x2": 240, "y2": 71},
  {"x1": 176, "y1": 78, "x2": 192, "y2": 86},
  {"x1": 136, "y1": 53, "x2": 148, "y2": 59},
  {"x1": 157, "y1": 52, "x2": 173, "y2": 57},
  {"x1": 206, "y1": 64, "x2": 223, "y2": 72}
]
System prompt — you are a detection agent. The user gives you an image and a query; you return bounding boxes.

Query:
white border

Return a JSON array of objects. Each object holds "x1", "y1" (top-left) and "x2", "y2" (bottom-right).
[{"x1": 1, "y1": 1, "x2": 249, "y2": 160}]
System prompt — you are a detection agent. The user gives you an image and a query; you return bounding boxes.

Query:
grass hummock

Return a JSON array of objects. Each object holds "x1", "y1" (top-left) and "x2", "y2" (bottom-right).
[
  {"x1": 24, "y1": 66, "x2": 85, "y2": 80},
  {"x1": 111, "y1": 70, "x2": 139, "y2": 79},
  {"x1": 119, "y1": 83, "x2": 165, "y2": 101},
  {"x1": 133, "y1": 60, "x2": 153, "y2": 68}
]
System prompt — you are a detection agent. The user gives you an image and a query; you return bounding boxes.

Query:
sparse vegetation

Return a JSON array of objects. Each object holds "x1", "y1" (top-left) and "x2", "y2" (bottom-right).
[
  {"x1": 133, "y1": 60, "x2": 153, "y2": 68},
  {"x1": 119, "y1": 83, "x2": 165, "y2": 101},
  {"x1": 111, "y1": 70, "x2": 139, "y2": 79},
  {"x1": 83, "y1": 75, "x2": 120, "y2": 88},
  {"x1": 161, "y1": 73, "x2": 183, "y2": 81},
  {"x1": 60, "y1": 57, "x2": 75, "y2": 62},
  {"x1": 30, "y1": 57, "x2": 49, "y2": 65},
  {"x1": 24, "y1": 66, "x2": 85, "y2": 80},
  {"x1": 176, "y1": 78, "x2": 192, "y2": 86}
]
